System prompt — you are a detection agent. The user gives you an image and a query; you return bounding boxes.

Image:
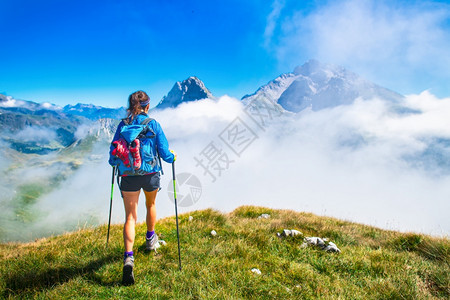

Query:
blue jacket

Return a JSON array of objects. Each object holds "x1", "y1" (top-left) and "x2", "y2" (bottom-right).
[{"x1": 109, "y1": 113, "x2": 174, "y2": 175}]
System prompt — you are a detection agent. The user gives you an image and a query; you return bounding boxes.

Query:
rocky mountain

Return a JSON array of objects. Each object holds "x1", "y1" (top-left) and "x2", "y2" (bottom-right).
[
  {"x1": 242, "y1": 60, "x2": 403, "y2": 113},
  {"x1": 0, "y1": 94, "x2": 126, "y2": 121},
  {"x1": 0, "y1": 94, "x2": 121, "y2": 154},
  {"x1": 155, "y1": 76, "x2": 213, "y2": 109}
]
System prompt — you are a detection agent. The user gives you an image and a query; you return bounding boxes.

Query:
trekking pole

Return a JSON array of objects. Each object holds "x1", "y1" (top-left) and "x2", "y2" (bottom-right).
[
  {"x1": 172, "y1": 162, "x2": 182, "y2": 271},
  {"x1": 106, "y1": 166, "x2": 116, "y2": 247}
]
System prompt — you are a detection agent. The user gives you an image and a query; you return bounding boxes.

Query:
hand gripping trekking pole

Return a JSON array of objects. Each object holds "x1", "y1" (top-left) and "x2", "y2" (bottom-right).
[
  {"x1": 106, "y1": 166, "x2": 116, "y2": 247},
  {"x1": 172, "y1": 162, "x2": 182, "y2": 270}
]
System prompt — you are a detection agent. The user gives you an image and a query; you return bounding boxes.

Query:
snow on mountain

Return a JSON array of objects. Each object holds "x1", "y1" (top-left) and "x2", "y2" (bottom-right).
[
  {"x1": 241, "y1": 73, "x2": 296, "y2": 115},
  {"x1": 242, "y1": 60, "x2": 404, "y2": 113},
  {"x1": 242, "y1": 73, "x2": 299, "y2": 104},
  {"x1": 155, "y1": 76, "x2": 213, "y2": 110},
  {"x1": 63, "y1": 103, "x2": 126, "y2": 120}
]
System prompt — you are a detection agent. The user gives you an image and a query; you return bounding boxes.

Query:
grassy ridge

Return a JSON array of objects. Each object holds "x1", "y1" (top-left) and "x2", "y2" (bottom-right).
[{"x1": 0, "y1": 206, "x2": 448, "y2": 299}]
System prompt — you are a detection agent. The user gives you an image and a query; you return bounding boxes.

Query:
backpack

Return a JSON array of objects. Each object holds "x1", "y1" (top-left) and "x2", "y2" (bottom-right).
[{"x1": 111, "y1": 117, "x2": 163, "y2": 176}]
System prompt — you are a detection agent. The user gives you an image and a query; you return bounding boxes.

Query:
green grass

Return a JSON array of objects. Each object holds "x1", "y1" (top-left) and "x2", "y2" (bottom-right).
[
  {"x1": 1, "y1": 206, "x2": 448, "y2": 299},
  {"x1": 12, "y1": 183, "x2": 47, "y2": 223}
]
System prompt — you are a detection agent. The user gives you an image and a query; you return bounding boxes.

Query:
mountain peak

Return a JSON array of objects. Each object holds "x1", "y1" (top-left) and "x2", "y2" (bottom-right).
[
  {"x1": 293, "y1": 59, "x2": 352, "y2": 83},
  {"x1": 155, "y1": 76, "x2": 213, "y2": 109},
  {"x1": 63, "y1": 103, "x2": 101, "y2": 111},
  {"x1": 293, "y1": 59, "x2": 323, "y2": 75},
  {"x1": 243, "y1": 60, "x2": 403, "y2": 113}
]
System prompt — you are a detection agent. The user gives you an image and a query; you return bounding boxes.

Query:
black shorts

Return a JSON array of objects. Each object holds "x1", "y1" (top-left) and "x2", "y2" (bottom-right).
[{"x1": 119, "y1": 172, "x2": 160, "y2": 192}]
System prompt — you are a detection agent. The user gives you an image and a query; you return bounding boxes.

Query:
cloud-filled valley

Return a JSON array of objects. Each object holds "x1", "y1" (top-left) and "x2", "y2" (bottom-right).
[{"x1": 1, "y1": 73, "x2": 449, "y2": 242}]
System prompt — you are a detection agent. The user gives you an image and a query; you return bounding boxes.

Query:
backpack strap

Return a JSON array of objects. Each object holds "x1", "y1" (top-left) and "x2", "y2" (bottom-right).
[
  {"x1": 122, "y1": 114, "x2": 151, "y2": 125},
  {"x1": 141, "y1": 118, "x2": 154, "y2": 125},
  {"x1": 138, "y1": 118, "x2": 156, "y2": 138},
  {"x1": 140, "y1": 117, "x2": 164, "y2": 175}
]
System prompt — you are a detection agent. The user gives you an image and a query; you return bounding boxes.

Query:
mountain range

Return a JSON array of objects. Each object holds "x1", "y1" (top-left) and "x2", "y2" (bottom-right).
[{"x1": 0, "y1": 60, "x2": 403, "y2": 156}]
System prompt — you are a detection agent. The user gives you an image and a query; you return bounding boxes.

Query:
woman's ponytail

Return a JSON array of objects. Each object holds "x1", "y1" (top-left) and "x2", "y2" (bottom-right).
[{"x1": 127, "y1": 91, "x2": 150, "y2": 120}]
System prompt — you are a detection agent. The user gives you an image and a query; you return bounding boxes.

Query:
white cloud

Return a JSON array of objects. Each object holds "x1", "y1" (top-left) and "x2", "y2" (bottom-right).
[
  {"x1": 275, "y1": 0, "x2": 450, "y2": 95},
  {"x1": 0, "y1": 96, "x2": 21, "y2": 108},
  {"x1": 153, "y1": 93, "x2": 450, "y2": 236},
  {"x1": 36, "y1": 144, "x2": 113, "y2": 235},
  {"x1": 4, "y1": 92, "x2": 450, "y2": 241},
  {"x1": 75, "y1": 122, "x2": 99, "y2": 140},
  {"x1": 264, "y1": 0, "x2": 285, "y2": 49},
  {"x1": 15, "y1": 126, "x2": 57, "y2": 143},
  {"x1": 40, "y1": 102, "x2": 61, "y2": 110},
  {"x1": 152, "y1": 96, "x2": 244, "y2": 138}
]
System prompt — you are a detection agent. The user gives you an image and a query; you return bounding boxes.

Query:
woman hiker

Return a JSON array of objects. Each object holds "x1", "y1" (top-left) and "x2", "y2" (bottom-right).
[{"x1": 109, "y1": 90, "x2": 176, "y2": 285}]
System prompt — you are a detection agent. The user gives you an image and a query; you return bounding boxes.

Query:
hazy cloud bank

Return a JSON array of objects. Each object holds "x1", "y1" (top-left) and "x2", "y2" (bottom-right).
[
  {"x1": 15, "y1": 126, "x2": 58, "y2": 143},
  {"x1": 152, "y1": 93, "x2": 450, "y2": 236},
  {"x1": 3, "y1": 92, "x2": 449, "y2": 241}
]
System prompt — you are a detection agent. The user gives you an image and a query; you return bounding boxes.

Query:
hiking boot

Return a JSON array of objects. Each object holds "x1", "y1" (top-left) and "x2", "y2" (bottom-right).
[
  {"x1": 129, "y1": 139, "x2": 141, "y2": 169},
  {"x1": 112, "y1": 138, "x2": 131, "y2": 167},
  {"x1": 122, "y1": 256, "x2": 135, "y2": 286},
  {"x1": 146, "y1": 233, "x2": 159, "y2": 251}
]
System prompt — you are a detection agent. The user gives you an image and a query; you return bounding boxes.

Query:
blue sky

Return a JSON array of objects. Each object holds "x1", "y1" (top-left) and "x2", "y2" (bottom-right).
[{"x1": 1, "y1": 0, "x2": 449, "y2": 107}]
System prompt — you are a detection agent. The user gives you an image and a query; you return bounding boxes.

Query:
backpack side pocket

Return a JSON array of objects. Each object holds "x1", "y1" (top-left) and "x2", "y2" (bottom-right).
[{"x1": 140, "y1": 138, "x2": 157, "y2": 173}]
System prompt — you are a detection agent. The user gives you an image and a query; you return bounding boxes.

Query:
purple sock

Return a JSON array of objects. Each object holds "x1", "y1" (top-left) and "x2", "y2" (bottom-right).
[
  {"x1": 146, "y1": 230, "x2": 155, "y2": 239},
  {"x1": 124, "y1": 251, "x2": 134, "y2": 259}
]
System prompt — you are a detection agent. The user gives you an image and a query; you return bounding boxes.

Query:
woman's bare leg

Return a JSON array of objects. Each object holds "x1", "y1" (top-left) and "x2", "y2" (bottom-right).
[
  {"x1": 122, "y1": 190, "x2": 140, "y2": 252},
  {"x1": 144, "y1": 189, "x2": 158, "y2": 232}
]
